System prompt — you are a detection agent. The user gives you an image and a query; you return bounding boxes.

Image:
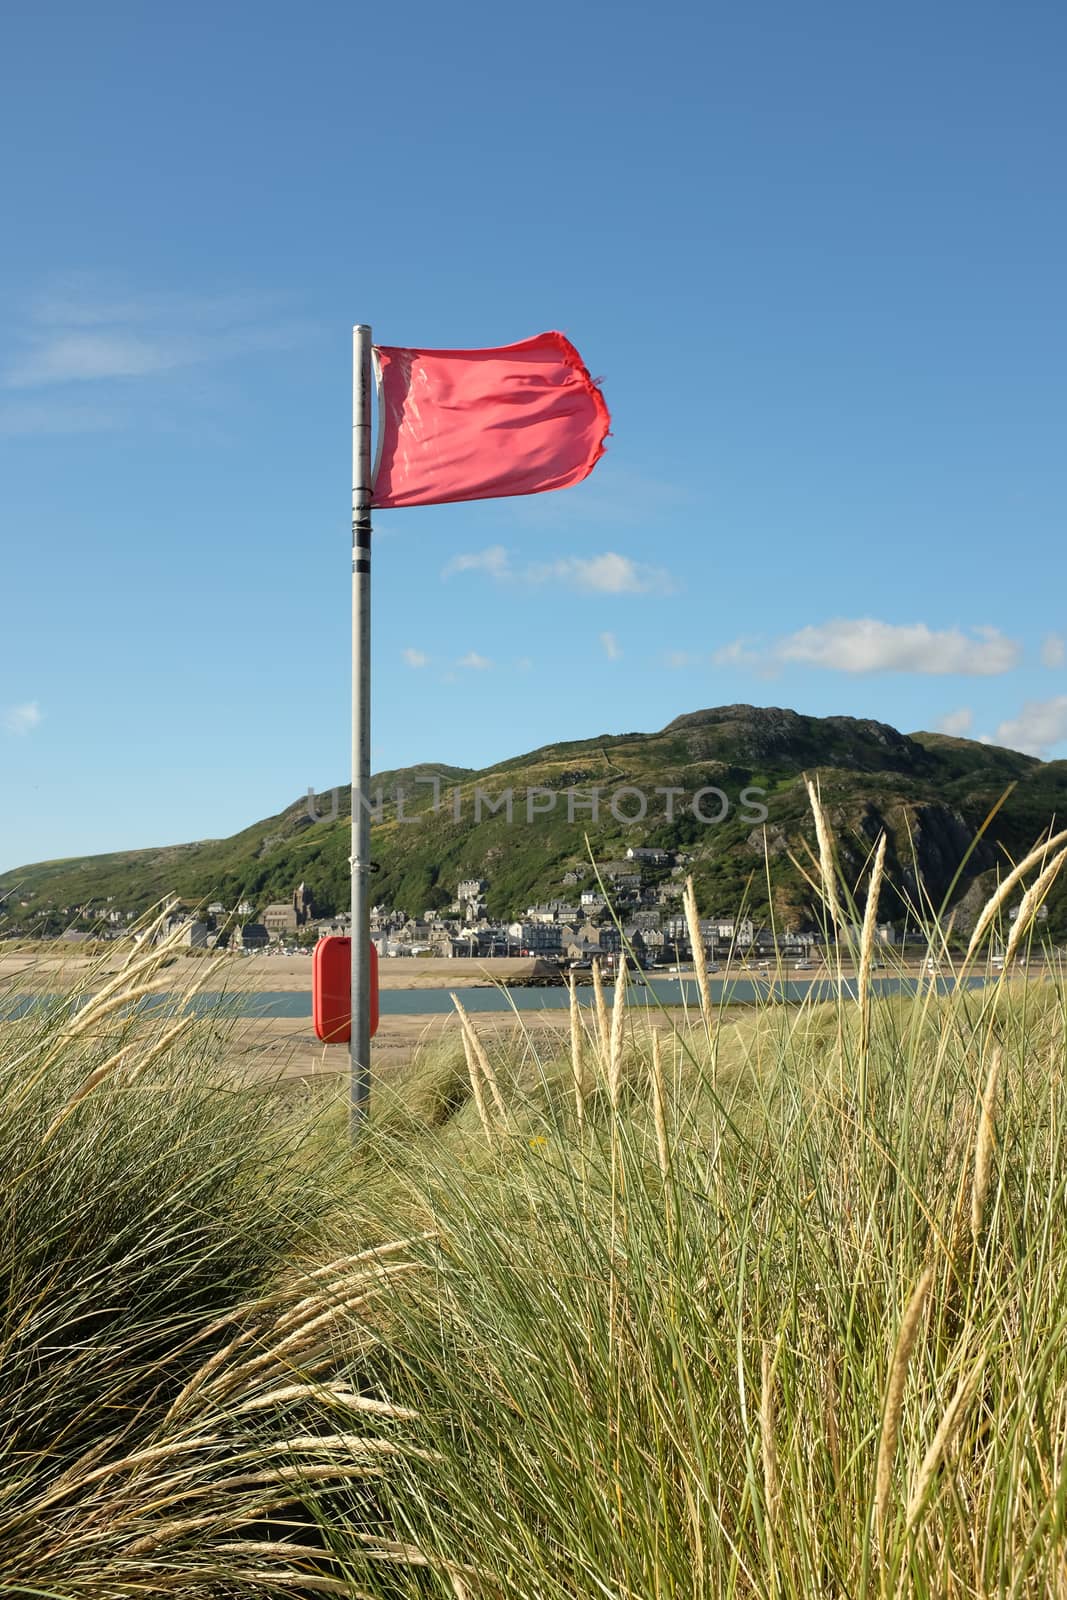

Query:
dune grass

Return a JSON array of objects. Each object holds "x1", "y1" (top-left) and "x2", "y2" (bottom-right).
[
  {"x1": 0, "y1": 921, "x2": 426, "y2": 1597},
  {"x1": 2, "y1": 805, "x2": 1067, "y2": 1596},
  {"x1": 315, "y1": 967, "x2": 1066, "y2": 1599}
]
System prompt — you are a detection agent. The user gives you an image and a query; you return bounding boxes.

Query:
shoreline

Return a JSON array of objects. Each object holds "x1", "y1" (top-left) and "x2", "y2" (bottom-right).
[
  {"x1": 0, "y1": 949, "x2": 964, "y2": 997},
  {"x1": 0, "y1": 950, "x2": 1040, "y2": 1083},
  {"x1": 0, "y1": 952, "x2": 556, "y2": 993}
]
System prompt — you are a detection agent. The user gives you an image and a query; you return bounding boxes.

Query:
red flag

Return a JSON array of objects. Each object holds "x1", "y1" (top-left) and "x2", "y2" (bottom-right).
[{"x1": 371, "y1": 332, "x2": 609, "y2": 510}]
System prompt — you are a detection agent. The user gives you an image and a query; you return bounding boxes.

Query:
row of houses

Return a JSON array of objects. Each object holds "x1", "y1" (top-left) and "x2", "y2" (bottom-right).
[{"x1": 16, "y1": 836, "x2": 918, "y2": 960}]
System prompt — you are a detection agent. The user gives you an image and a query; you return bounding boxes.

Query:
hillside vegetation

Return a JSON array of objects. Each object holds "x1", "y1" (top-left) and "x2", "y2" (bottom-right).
[{"x1": 3, "y1": 704, "x2": 1066, "y2": 937}]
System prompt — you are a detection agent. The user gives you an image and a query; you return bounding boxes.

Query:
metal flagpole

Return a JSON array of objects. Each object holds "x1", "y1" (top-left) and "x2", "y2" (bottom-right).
[{"x1": 350, "y1": 324, "x2": 373, "y2": 1134}]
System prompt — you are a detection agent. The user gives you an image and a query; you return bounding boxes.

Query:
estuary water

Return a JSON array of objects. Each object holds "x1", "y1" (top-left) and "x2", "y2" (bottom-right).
[
  {"x1": 1, "y1": 975, "x2": 993, "y2": 1022},
  {"x1": 226, "y1": 974, "x2": 990, "y2": 1018}
]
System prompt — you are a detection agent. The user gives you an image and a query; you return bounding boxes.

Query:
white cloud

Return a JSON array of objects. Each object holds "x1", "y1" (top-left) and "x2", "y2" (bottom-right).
[
  {"x1": 442, "y1": 545, "x2": 675, "y2": 596},
  {"x1": 665, "y1": 650, "x2": 701, "y2": 669},
  {"x1": 937, "y1": 707, "x2": 974, "y2": 736},
  {"x1": 457, "y1": 651, "x2": 493, "y2": 671},
  {"x1": 1040, "y1": 633, "x2": 1065, "y2": 669},
  {"x1": 442, "y1": 545, "x2": 511, "y2": 580},
  {"x1": 3, "y1": 701, "x2": 42, "y2": 735},
  {"x1": 711, "y1": 638, "x2": 760, "y2": 668},
  {"x1": 600, "y1": 631, "x2": 622, "y2": 661},
  {"x1": 715, "y1": 619, "x2": 1020, "y2": 677},
  {"x1": 528, "y1": 551, "x2": 675, "y2": 595},
  {"x1": 7, "y1": 333, "x2": 190, "y2": 386},
  {"x1": 6, "y1": 326, "x2": 307, "y2": 388},
  {"x1": 402, "y1": 648, "x2": 428, "y2": 668},
  {"x1": 3, "y1": 280, "x2": 309, "y2": 389},
  {"x1": 989, "y1": 697, "x2": 1067, "y2": 757}
]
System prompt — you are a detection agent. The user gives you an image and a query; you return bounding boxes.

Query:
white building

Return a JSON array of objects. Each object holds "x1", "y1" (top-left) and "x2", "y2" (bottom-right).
[{"x1": 508, "y1": 921, "x2": 563, "y2": 953}]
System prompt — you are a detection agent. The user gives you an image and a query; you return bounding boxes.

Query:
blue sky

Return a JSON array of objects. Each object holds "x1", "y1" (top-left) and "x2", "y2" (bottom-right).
[{"x1": 1, "y1": 0, "x2": 1065, "y2": 872}]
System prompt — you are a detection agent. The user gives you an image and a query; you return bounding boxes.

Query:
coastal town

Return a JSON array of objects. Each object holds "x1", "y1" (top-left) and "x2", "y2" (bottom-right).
[{"x1": 15, "y1": 842, "x2": 909, "y2": 968}]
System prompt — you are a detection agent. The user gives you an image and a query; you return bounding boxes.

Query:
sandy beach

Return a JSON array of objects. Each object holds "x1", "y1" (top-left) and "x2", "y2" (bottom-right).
[
  {"x1": 0, "y1": 951, "x2": 554, "y2": 994},
  {"x1": 221, "y1": 1008, "x2": 577, "y2": 1084}
]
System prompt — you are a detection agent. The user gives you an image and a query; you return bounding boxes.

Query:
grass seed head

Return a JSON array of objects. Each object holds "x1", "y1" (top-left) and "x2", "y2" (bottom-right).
[
  {"x1": 875, "y1": 1263, "x2": 934, "y2": 1533},
  {"x1": 569, "y1": 976, "x2": 586, "y2": 1130},
  {"x1": 805, "y1": 776, "x2": 843, "y2": 930},
  {"x1": 683, "y1": 876, "x2": 714, "y2": 1035},
  {"x1": 964, "y1": 827, "x2": 1067, "y2": 963},
  {"x1": 649, "y1": 1029, "x2": 670, "y2": 1178},
  {"x1": 608, "y1": 956, "x2": 628, "y2": 1107},
  {"x1": 904, "y1": 1354, "x2": 986, "y2": 1534},
  {"x1": 972, "y1": 1044, "x2": 1003, "y2": 1246},
  {"x1": 1001, "y1": 846, "x2": 1067, "y2": 969},
  {"x1": 760, "y1": 1338, "x2": 781, "y2": 1534},
  {"x1": 592, "y1": 958, "x2": 610, "y2": 1070}
]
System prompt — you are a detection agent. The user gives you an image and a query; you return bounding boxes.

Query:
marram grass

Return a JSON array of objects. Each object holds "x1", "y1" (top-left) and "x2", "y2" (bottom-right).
[
  {"x1": 0, "y1": 919, "x2": 429, "y2": 1598},
  {"x1": 2, "y1": 806, "x2": 1067, "y2": 1597},
  {"x1": 328, "y1": 966, "x2": 1067, "y2": 1600},
  {"x1": 322, "y1": 803, "x2": 1067, "y2": 1599}
]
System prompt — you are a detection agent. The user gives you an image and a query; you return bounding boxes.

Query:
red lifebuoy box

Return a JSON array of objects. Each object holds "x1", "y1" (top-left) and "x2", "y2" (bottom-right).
[{"x1": 312, "y1": 936, "x2": 379, "y2": 1043}]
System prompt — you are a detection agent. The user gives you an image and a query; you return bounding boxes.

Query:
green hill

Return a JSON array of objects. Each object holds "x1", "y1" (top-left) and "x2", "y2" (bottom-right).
[{"x1": 3, "y1": 705, "x2": 1066, "y2": 938}]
